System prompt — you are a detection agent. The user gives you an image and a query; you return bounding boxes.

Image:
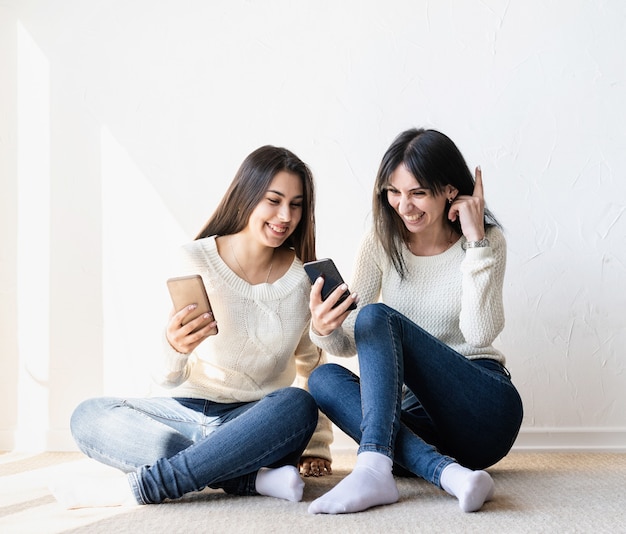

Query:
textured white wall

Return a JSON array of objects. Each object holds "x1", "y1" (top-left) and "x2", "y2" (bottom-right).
[{"x1": 1, "y1": 0, "x2": 624, "y2": 451}]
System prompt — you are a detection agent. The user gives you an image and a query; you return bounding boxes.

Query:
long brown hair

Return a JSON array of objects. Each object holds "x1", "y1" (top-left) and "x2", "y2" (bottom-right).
[
  {"x1": 373, "y1": 128, "x2": 501, "y2": 277},
  {"x1": 196, "y1": 145, "x2": 317, "y2": 263}
]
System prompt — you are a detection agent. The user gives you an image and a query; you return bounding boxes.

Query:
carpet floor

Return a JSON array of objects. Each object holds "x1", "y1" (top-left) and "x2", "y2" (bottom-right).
[{"x1": 1, "y1": 450, "x2": 625, "y2": 533}]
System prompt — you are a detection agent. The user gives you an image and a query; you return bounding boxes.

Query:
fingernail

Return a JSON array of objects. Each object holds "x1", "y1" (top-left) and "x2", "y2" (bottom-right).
[{"x1": 188, "y1": 304, "x2": 197, "y2": 310}]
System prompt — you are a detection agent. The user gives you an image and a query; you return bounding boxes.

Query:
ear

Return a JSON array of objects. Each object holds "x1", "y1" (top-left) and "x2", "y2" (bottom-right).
[{"x1": 445, "y1": 185, "x2": 458, "y2": 202}]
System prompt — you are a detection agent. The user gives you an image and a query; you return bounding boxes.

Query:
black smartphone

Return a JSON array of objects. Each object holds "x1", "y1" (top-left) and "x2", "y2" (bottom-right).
[
  {"x1": 166, "y1": 274, "x2": 217, "y2": 333},
  {"x1": 303, "y1": 258, "x2": 357, "y2": 310}
]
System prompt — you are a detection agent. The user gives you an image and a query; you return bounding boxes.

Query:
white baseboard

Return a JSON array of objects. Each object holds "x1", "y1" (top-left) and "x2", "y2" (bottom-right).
[
  {"x1": 0, "y1": 429, "x2": 79, "y2": 453},
  {"x1": 329, "y1": 427, "x2": 626, "y2": 454},
  {"x1": 46, "y1": 430, "x2": 80, "y2": 452},
  {"x1": 512, "y1": 427, "x2": 626, "y2": 452}
]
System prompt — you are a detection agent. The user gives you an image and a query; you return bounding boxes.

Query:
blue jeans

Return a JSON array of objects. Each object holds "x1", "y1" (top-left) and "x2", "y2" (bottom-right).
[
  {"x1": 309, "y1": 303, "x2": 523, "y2": 488},
  {"x1": 70, "y1": 387, "x2": 318, "y2": 504}
]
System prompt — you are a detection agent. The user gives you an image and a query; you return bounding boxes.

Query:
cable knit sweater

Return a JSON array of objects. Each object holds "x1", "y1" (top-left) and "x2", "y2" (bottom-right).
[
  {"x1": 154, "y1": 235, "x2": 332, "y2": 461},
  {"x1": 311, "y1": 226, "x2": 507, "y2": 363}
]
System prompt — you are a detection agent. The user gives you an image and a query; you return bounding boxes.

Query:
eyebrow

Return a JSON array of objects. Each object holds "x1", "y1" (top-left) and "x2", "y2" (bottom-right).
[{"x1": 387, "y1": 185, "x2": 428, "y2": 192}]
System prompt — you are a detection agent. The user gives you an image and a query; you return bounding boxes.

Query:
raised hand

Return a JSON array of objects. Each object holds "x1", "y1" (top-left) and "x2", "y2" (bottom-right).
[{"x1": 448, "y1": 166, "x2": 485, "y2": 242}]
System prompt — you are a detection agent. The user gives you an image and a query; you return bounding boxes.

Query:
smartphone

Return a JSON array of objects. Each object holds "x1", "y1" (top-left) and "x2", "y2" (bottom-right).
[
  {"x1": 166, "y1": 275, "x2": 215, "y2": 332},
  {"x1": 303, "y1": 258, "x2": 357, "y2": 311}
]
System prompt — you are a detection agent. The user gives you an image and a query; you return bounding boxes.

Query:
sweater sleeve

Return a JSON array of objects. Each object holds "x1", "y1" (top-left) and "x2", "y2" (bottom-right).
[
  {"x1": 310, "y1": 231, "x2": 383, "y2": 357},
  {"x1": 152, "y1": 242, "x2": 205, "y2": 389},
  {"x1": 153, "y1": 331, "x2": 194, "y2": 388},
  {"x1": 459, "y1": 226, "x2": 506, "y2": 347},
  {"x1": 292, "y1": 326, "x2": 333, "y2": 461}
]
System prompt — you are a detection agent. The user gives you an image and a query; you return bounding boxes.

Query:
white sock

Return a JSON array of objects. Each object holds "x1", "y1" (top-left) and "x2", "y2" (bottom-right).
[
  {"x1": 255, "y1": 466, "x2": 304, "y2": 502},
  {"x1": 440, "y1": 463, "x2": 495, "y2": 512},
  {"x1": 50, "y1": 474, "x2": 138, "y2": 509},
  {"x1": 308, "y1": 451, "x2": 398, "y2": 514}
]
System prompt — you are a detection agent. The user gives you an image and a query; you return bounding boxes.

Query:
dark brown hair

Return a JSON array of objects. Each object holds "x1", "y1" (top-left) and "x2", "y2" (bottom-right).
[
  {"x1": 196, "y1": 145, "x2": 317, "y2": 263},
  {"x1": 373, "y1": 128, "x2": 501, "y2": 277}
]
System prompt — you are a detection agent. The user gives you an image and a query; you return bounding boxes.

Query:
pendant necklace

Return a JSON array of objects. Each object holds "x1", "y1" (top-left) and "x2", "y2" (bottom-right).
[{"x1": 230, "y1": 239, "x2": 274, "y2": 284}]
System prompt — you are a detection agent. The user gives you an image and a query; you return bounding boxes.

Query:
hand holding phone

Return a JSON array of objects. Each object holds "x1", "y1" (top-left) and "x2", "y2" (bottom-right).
[
  {"x1": 303, "y1": 258, "x2": 357, "y2": 311},
  {"x1": 166, "y1": 275, "x2": 217, "y2": 334}
]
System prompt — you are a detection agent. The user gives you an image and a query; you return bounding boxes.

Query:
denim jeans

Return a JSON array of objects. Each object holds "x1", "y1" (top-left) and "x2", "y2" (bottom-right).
[
  {"x1": 309, "y1": 303, "x2": 523, "y2": 488},
  {"x1": 70, "y1": 387, "x2": 318, "y2": 504}
]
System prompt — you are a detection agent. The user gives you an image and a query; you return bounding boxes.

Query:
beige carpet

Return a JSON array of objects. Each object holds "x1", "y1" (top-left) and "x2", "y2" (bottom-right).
[{"x1": 1, "y1": 450, "x2": 625, "y2": 533}]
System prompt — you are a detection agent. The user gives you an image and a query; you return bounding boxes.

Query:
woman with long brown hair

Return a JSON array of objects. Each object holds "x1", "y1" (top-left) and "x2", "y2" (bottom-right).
[{"x1": 54, "y1": 145, "x2": 332, "y2": 508}]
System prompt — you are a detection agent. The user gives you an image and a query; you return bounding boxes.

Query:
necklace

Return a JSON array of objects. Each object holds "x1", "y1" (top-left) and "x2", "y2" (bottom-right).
[{"x1": 229, "y1": 238, "x2": 274, "y2": 284}]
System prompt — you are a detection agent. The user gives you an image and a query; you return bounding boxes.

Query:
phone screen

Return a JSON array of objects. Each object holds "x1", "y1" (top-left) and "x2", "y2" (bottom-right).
[{"x1": 303, "y1": 258, "x2": 357, "y2": 310}]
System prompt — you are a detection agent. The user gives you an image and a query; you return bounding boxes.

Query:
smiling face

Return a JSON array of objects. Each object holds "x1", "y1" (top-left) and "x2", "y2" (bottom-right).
[
  {"x1": 244, "y1": 170, "x2": 304, "y2": 248},
  {"x1": 386, "y1": 163, "x2": 454, "y2": 237}
]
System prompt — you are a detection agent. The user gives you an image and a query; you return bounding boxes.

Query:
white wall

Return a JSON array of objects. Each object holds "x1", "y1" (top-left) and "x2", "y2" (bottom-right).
[{"x1": 1, "y1": 0, "x2": 624, "y2": 452}]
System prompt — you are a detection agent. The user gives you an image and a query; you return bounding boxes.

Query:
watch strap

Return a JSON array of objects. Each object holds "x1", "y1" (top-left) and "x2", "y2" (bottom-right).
[{"x1": 462, "y1": 238, "x2": 490, "y2": 250}]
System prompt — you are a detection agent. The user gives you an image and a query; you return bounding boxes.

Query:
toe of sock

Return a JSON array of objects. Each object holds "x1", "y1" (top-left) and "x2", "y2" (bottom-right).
[
  {"x1": 308, "y1": 499, "x2": 347, "y2": 514},
  {"x1": 459, "y1": 471, "x2": 495, "y2": 512}
]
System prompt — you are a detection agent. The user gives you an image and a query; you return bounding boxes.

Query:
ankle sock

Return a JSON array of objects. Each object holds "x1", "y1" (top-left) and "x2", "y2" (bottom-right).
[
  {"x1": 308, "y1": 451, "x2": 399, "y2": 514},
  {"x1": 255, "y1": 466, "x2": 304, "y2": 502},
  {"x1": 440, "y1": 462, "x2": 494, "y2": 512}
]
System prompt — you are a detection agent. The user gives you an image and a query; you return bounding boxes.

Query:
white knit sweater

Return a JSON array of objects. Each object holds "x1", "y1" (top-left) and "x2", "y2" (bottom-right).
[
  {"x1": 311, "y1": 226, "x2": 507, "y2": 364},
  {"x1": 154, "y1": 235, "x2": 332, "y2": 460}
]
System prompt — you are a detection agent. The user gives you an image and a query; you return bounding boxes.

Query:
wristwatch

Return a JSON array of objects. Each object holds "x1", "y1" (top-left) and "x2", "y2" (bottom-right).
[{"x1": 462, "y1": 238, "x2": 490, "y2": 250}]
